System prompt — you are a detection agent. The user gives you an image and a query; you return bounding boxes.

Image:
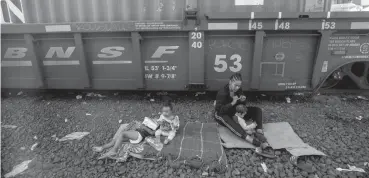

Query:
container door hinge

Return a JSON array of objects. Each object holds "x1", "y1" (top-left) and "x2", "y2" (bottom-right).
[{"x1": 184, "y1": 7, "x2": 200, "y2": 26}]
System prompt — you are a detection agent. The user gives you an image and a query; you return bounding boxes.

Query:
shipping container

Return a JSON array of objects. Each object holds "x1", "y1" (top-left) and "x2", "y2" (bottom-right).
[
  {"x1": 4, "y1": 0, "x2": 368, "y2": 24},
  {"x1": 1, "y1": 0, "x2": 369, "y2": 91}
]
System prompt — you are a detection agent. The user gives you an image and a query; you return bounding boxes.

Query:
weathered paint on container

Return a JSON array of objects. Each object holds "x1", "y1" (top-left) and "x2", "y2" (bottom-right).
[
  {"x1": 200, "y1": 0, "x2": 302, "y2": 14},
  {"x1": 1, "y1": 1, "x2": 369, "y2": 91},
  {"x1": 259, "y1": 34, "x2": 319, "y2": 90},
  {"x1": 2, "y1": 0, "x2": 351, "y2": 24},
  {"x1": 1, "y1": 0, "x2": 186, "y2": 24},
  {"x1": 2, "y1": 27, "x2": 369, "y2": 90},
  {"x1": 205, "y1": 31, "x2": 255, "y2": 90}
]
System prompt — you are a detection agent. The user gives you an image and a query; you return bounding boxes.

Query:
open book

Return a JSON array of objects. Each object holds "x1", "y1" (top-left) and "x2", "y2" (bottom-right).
[{"x1": 142, "y1": 117, "x2": 159, "y2": 131}]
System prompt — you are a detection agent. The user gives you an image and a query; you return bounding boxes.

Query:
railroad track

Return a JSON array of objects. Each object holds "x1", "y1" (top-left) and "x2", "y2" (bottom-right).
[{"x1": 318, "y1": 89, "x2": 369, "y2": 95}]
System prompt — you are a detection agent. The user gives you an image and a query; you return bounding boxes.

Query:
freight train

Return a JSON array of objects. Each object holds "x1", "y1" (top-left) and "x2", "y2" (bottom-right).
[{"x1": 1, "y1": 0, "x2": 369, "y2": 92}]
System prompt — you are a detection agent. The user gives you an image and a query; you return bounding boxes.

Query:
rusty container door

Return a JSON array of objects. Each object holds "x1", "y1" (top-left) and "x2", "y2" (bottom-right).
[
  {"x1": 1, "y1": 34, "x2": 39, "y2": 88},
  {"x1": 82, "y1": 32, "x2": 139, "y2": 90},
  {"x1": 140, "y1": 32, "x2": 189, "y2": 90},
  {"x1": 205, "y1": 31, "x2": 255, "y2": 90},
  {"x1": 259, "y1": 33, "x2": 319, "y2": 91}
]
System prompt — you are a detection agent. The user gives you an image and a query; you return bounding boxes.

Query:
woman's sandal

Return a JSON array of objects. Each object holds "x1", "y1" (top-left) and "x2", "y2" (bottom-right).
[{"x1": 253, "y1": 148, "x2": 277, "y2": 159}]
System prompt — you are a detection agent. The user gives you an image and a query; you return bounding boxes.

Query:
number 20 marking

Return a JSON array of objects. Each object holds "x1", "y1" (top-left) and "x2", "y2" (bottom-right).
[
  {"x1": 214, "y1": 54, "x2": 242, "y2": 72},
  {"x1": 191, "y1": 32, "x2": 203, "y2": 48},
  {"x1": 191, "y1": 32, "x2": 202, "y2": 39}
]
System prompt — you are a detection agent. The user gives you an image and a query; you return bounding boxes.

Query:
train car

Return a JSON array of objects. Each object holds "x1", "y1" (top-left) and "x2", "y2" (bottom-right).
[{"x1": 1, "y1": 0, "x2": 369, "y2": 92}]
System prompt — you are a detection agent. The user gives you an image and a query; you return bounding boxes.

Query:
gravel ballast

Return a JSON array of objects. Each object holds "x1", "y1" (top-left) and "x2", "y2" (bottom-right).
[{"x1": 1, "y1": 91, "x2": 369, "y2": 178}]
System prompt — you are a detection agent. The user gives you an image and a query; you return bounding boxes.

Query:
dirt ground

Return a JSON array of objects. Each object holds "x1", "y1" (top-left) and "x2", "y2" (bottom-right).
[{"x1": 1, "y1": 91, "x2": 369, "y2": 178}]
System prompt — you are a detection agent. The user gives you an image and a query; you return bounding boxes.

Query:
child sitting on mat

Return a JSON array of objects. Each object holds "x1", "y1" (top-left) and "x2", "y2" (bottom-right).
[
  {"x1": 155, "y1": 101, "x2": 180, "y2": 145},
  {"x1": 234, "y1": 104, "x2": 273, "y2": 156},
  {"x1": 92, "y1": 120, "x2": 156, "y2": 159},
  {"x1": 234, "y1": 104, "x2": 257, "y2": 134}
]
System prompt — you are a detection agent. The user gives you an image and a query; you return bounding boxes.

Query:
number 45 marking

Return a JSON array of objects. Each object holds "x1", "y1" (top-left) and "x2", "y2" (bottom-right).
[{"x1": 214, "y1": 54, "x2": 242, "y2": 72}]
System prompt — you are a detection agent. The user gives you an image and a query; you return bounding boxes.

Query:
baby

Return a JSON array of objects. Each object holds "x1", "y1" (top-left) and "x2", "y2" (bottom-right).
[
  {"x1": 234, "y1": 104, "x2": 273, "y2": 156},
  {"x1": 234, "y1": 104, "x2": 257, "y2": 134},
  {"x1": 155, "y1": 102, "x2": 180, "y2": 145}
]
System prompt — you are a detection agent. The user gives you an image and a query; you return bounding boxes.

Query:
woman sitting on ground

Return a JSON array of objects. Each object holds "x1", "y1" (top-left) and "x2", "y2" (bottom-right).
[{"x1": 213, "y1": 73, "x2": 274, "y2": 157}]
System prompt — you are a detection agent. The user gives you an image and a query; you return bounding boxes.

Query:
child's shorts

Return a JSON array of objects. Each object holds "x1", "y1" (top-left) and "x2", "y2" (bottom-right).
[{"x1": 130, "y1": 128, "x2": 150, "y2": 144}]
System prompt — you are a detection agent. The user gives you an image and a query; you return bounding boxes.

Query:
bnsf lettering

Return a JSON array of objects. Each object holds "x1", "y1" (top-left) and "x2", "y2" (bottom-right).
[
  {"x1": 3, "y1": 46, "x2": 178, "y2": 59},
  {"x1": 4, "y1": 48, "x2": 28, "y2": 58},
  {"x1": 98, "y1": 46, "x2": 125, "y2": 58},
  {"x1": 45, "y1": 47, "x2": 76, "y2": 58},
  {"x1": 151, "y1": 46, "x2": 179, "y2": 58}
]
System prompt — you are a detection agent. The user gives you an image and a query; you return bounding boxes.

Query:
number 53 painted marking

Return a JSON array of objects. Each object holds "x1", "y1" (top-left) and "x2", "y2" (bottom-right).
[{"x1": 214, "y1": 54, "x2": 242, "y2": 72}]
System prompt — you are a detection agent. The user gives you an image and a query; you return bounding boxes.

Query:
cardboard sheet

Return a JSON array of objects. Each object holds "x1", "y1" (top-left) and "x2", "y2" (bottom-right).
[
  {"x1": 219, "y1": 122, "x2": 326, "y2": 157},
  {"x1": 263, "y1": 122, "x2": 306, "y2": 149}
]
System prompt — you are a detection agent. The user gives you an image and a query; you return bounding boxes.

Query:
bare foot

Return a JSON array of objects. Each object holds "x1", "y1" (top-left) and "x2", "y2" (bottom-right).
[
  {"x1": 92, "y1": 146, "x2": 103, "y2": 152},
  {"x1": 98, "y1": 150, "x2": 117, "y2": 159}
]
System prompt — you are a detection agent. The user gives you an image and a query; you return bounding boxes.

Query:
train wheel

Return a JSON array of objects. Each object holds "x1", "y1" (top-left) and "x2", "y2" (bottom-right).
[
  {"x1": 342, "y1": 62, "x2": 369, "y2": 89},
  {"x1": 321, "y1": 69, "x2": 344, "y2": 89}
]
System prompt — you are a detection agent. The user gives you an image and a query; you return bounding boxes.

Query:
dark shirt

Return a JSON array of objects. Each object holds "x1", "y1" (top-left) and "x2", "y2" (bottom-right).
[
  {"x1": 136, "y1": 125, "x2": 154, "y2": 138},
  {"x1": 214, "y1": 84, "x2": 246, "y2": 116}
]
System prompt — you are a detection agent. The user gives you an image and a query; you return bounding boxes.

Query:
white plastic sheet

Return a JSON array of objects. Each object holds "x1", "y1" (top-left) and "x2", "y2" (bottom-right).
[
  {"x1": 1, "y1": 125, "x2": 18, "y2": 129},
  {"x1": 5, "y1": 160, "x2": 33, "y2": 178},
  {"x1": 59, "y1": 132, "x2": 90, "y2": 141}
]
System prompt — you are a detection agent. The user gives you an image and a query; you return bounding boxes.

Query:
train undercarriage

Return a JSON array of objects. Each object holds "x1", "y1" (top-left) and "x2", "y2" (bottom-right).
[{"x1": 322, "y1": 62, "x2": 369, "y2": 90}]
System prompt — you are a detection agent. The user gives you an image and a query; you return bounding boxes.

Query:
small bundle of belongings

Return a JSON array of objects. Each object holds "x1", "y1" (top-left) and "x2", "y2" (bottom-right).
[{"x1": 98, "y1": 119, "x2": 228, "y2": 172}]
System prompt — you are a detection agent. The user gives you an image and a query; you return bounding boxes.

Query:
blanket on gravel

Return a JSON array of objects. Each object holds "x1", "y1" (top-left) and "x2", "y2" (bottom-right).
[
  {"x1": 99, "y1": 121, "x2": 227, "y2": 169},
  {"x1": 219, "y1": 122, "x2": 326, "y2": 157}
]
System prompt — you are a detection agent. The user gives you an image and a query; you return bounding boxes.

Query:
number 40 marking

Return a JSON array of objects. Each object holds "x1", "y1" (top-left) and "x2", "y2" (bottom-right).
[{"x1": 191, "y1": 32, "x2": 203, "y2": 49}]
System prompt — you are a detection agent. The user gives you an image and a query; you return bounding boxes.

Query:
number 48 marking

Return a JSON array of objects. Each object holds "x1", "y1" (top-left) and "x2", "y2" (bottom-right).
[{"x1": 276, "y1": 21, "x2": 290, "y2": 30}]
